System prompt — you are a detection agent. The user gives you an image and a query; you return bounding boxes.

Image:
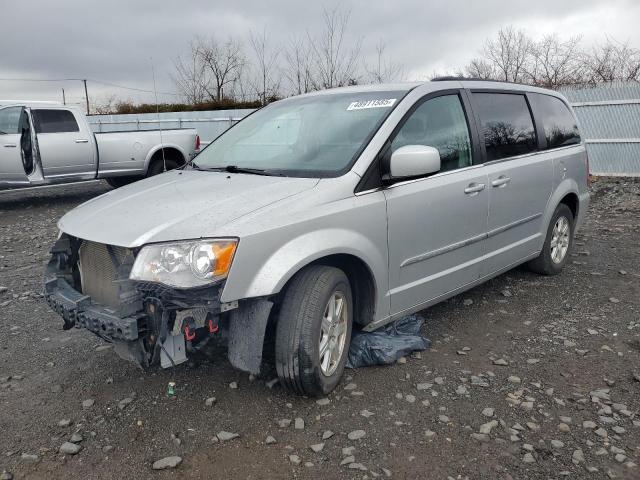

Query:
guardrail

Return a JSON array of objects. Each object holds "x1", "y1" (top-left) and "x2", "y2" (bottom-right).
[{"x1": 89, "y1": 116, "x2": 244, "y2": 132}]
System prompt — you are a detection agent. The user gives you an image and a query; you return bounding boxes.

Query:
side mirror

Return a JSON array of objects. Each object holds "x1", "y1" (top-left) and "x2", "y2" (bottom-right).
[{"x1": 389, "y1": 145, "x2": 441, "y2": 179}]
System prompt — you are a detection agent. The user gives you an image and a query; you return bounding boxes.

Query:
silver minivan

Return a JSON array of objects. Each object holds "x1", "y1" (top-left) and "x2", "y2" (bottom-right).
[{"x1": 45, "y1": 79, "x2": 590, "y2": 396}]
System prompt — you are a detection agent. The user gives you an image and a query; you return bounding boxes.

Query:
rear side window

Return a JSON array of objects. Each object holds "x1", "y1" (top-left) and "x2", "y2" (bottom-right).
[
  {"x1": 33, "y1": 109, "x2": 79, "y2": 133},
  {"x1": 473, "y1": 93, "x2": 536, "y2": 161},
  {"x1": 0, "y1": 107, "x2": 22, "y2": 134},
  {"x1": 531, "y1": 94, "x2": 581, "y2": 148}
]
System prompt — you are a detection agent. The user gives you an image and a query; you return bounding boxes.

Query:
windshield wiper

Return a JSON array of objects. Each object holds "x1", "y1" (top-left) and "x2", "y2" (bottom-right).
[
  {"x1": 225, "y1": 165, "x2": 271, "y2": 175},
  {"x1": 214, "y1": 165, "x2": 284, "y2": 176},
  {"x1": 192, "y1": 165, "x2": 284, "y2": 176}
]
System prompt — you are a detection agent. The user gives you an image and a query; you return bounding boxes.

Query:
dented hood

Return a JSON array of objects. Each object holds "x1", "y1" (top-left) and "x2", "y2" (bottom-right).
[{"x1": 58, "y1": 170, "x2": 319, "y2": 247}]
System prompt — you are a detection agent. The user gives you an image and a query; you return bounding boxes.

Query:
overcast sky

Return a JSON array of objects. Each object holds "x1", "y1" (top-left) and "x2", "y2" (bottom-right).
[{"x1": 2, "y1": 0, "x2": 639, "y2": 108}]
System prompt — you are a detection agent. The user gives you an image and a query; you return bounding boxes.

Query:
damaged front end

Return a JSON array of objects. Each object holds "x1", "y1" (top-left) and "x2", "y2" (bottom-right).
[{"x1": 43, "y1": 233, "x2": 272, "y2": 374}]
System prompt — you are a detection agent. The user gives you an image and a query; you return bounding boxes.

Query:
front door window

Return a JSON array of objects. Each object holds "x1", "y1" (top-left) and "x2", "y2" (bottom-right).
[{"x1": 390, "y1": 94, "x2": 473, "y2": 173}]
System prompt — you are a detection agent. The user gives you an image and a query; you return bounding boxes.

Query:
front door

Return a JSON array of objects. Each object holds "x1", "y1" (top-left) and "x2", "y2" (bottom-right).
[
  {"x1": 0, "y1": 106, "x2": 42, "y2": 187},
  {"x1": 385, "y1": 92, "x2": 489, "y2": 317}
]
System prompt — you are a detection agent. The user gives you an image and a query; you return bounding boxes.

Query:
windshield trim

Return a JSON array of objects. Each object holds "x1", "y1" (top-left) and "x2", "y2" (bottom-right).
[{"x1": 190, "y1": 87, "x2": 416, "y2": 178}]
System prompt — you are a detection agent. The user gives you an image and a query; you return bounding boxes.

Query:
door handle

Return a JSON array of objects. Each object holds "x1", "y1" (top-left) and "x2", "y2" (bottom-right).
[
  {"x1": 75, "y1": 139, "x2": 89, "y2": 143},
  {"x1": 491, "y1": 176, "x2": 511, "y2": 187},
  {"x1": 3, "y1": 143, "x2": 17, "y2": 148},
  {"x1": 464, "y1": 183, "x2": 486, "y2": 194}
]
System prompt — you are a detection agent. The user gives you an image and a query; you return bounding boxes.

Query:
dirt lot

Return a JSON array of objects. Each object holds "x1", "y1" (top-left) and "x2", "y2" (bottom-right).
[{"x1": 0, "y1": 178, "x2": 638, "y2": 480}]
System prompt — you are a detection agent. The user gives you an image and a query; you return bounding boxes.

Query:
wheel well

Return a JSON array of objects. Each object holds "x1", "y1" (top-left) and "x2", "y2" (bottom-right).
[
  {"x1": 560, "y1": 192, "x2": 578, "y2": 219},
  {"x1": 149, "y1": 147, "x2": 185, "y2": 167},
  {"x1": 311, "y1": 254, "x2": 376, "y2": 327},
  {"x1": 275, "y1": 254, "x2": 377, "y2": 327}
]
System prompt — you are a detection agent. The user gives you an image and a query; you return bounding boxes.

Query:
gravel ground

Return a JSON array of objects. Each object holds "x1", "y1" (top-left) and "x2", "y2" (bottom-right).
[{"x1": 0, "y1": 178, "x2": 638, "y2": 480}]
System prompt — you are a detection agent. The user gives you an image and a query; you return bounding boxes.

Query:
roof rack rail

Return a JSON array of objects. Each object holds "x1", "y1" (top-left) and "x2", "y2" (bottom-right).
[
  {"x1": 431, "y1": 76, "x2": 534, "y2": 87},
  {"x1": 431, "y1": 76, "x2": 483, "y2": 82}
]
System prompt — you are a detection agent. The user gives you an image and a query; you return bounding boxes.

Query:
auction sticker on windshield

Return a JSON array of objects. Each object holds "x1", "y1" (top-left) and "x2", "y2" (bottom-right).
[{"x1": 347, "y1": 98, "x2": 396, "y2": 110}]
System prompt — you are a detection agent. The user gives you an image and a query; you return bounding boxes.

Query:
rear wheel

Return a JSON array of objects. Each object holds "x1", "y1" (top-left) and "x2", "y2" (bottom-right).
[
  {"x1": 275, "y1": 265, "x2": 353, "y2": 396},
  {"x1": 528, "y1": 203, "x2": 574, "y2": 275},
  {"x1": 106, "y1": 176, "x2": 139, "y2": 188},
  {"x1": 147, "y1": 157, "x2": 181, "y2": 177}
]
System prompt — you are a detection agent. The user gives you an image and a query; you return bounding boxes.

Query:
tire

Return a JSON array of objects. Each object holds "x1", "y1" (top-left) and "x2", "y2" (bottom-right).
[
  {"x1": 147, "y1": 157, "x2": 180, "y2": 177},
  {"x1": 275, "y1": 265, "x2": 353, "y2": 397},
  {"x1": 106, "y1": 176, "x2": 139, "y2": 188},
  {"x1": 107, "y1": 156, "x2": 182, "y2": 188},
  {"x1": 527, "y1": 203, "x2": 574, "y2": 275}
]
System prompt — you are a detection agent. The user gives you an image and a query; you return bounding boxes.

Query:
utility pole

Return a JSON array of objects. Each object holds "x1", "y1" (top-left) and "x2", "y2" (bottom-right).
[
  {"x1": 83, "y1": 79, "x2": 89, "y2": 115},
  {"x1": 62, "y1": 88, "x2": 66, "y2": 105}
]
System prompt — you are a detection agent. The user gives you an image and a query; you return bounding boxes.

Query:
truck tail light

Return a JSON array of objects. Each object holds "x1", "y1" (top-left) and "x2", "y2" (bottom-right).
[{"x1": 195, "y1": 135, "x2": 201, "y2": 151}]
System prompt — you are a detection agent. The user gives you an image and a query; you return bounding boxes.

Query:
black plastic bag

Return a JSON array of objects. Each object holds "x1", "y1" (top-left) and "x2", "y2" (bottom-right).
[{"x1": 346, "y1": 314, "x2": 430, "y2": 369}]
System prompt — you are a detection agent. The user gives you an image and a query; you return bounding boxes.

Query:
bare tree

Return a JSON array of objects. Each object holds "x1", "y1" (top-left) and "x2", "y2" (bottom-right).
[
  {"x1": 91, "y1": 94, "x2": 120, "y2": 115},
  {"x1": 527, "y1": 34, "x2": 583, "y2": 87},
  {"x1": 307, "y1": 7, "x2": 362, "y2": 89},
  {"x1": 283, "y1": 35, "x2": 315, "y2": 95},
  {"x1": 248, "y1": 29, "x2": 281, "y2": 104},
  {"x1": 172, "y1": 40, "x2": 208, "y2": 104},
  {"x1": 365, "y1": 40, "x2": 405, "y2": 83},
  {"x1": 229, "y1": 62, "x2": 251, "y2": 102},
  {"x1": 196, "y1": 36, "x2": 245, "y2": 100},
  {"x1": 482, "y1": 26, "x2": 533, "y2": 83},
  {"x1": 465, "y1": 58, "x2": 499, "y2": 80},
  {"x1": 463, "y1": 27, "x2": 640, "y2": 88},
  {"x1": 582, "y1": 37, "x2": 640, "y2": 84}
]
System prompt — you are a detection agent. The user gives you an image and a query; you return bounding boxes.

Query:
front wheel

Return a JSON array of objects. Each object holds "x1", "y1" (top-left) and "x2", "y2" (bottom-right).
[
  {"x1": 275, "y1": 266, "x2": 353, "y2": 396},
  {"x1": 528, "y1": 203, "x2": 574, "y2": 275}
]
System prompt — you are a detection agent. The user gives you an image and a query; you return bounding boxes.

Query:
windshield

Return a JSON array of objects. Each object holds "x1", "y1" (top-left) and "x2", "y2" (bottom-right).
[{"x1": 193, "y1": 90, "x2": 407, "y2": 177}]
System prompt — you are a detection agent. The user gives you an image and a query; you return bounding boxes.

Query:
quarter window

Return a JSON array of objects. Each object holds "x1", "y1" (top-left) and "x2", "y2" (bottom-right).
[
  {"x1": 391, "y1": 94, "x2": 473, "y2": 172},
  {"x1": 32, "y1": 109, "x2": 79, "y2": 134},
  {"x1": 473, "y1": 93, "x2": 536, "y2": 161},
  {"x1": 531, "y1": 94, "x2": 581, "y2": 148},
  {"x1": 0, "y1": 107, "x2": 22, "y2": 135}
]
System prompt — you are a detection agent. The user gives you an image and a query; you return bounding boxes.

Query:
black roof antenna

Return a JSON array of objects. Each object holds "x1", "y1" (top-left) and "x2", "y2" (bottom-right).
[{"x1": 151, "y1": 57, "x2": 167, "y2": 172}]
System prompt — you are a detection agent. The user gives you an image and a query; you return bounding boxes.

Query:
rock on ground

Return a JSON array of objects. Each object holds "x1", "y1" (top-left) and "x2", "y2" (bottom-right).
[
  {"x1": 152, "y1": 456, "x2": 182, "y2": 470},
  {"x1": 216, "y1": 431, "x2": 239, "y2": 441},
  {"x1": 59, "y1": 442, "x2": 82, "y2": 455},
  {"x1": 347, "y1": 430, "x2": 366, "y2": 440}
]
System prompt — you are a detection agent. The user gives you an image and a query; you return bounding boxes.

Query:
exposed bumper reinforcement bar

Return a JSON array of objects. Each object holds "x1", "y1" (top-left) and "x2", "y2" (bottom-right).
[{"x1": 44, "y1": 277, "x2": 140, "y2": 341}]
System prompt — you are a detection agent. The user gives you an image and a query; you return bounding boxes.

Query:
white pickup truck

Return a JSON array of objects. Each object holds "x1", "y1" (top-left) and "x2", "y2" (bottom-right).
[{"x1": 0, "y1": 102, "x2": 199, "y2": 189}]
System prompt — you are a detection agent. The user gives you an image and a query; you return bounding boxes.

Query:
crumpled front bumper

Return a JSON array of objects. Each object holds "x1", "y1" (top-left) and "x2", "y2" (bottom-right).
[
  {"x1": 43, "y1": 233, "x2": 273, "y2": 374},
  {"x1": 44, "y1": 276, "x2": 142, "y2": 341}
]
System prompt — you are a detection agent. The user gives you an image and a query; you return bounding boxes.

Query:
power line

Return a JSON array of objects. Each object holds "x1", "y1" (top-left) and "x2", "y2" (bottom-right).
[
  {"x1": 0, "y1": 77, "x2": 181, "y2": 96},
  {"x1": 0, "y1": 77, "x2": 81, "y2": 82},
  {"x1": 85, "y1": 78, "x2": 181, "y2": 96}
]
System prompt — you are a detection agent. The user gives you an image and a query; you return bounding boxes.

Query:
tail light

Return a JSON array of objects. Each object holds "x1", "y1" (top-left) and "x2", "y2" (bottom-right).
[{"x1": 195, "y1": 135, "x2": 201, "y2": 151}]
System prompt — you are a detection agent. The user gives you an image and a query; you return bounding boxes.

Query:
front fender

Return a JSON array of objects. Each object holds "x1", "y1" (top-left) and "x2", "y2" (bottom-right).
[{"x1": 221, "y1": 228, "x2": 386, "y2": 304}]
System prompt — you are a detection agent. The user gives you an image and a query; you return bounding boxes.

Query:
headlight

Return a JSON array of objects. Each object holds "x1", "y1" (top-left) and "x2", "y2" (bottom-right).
[{"x1": 130, "y1": 239, "x2": 237, "y2": 288}]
